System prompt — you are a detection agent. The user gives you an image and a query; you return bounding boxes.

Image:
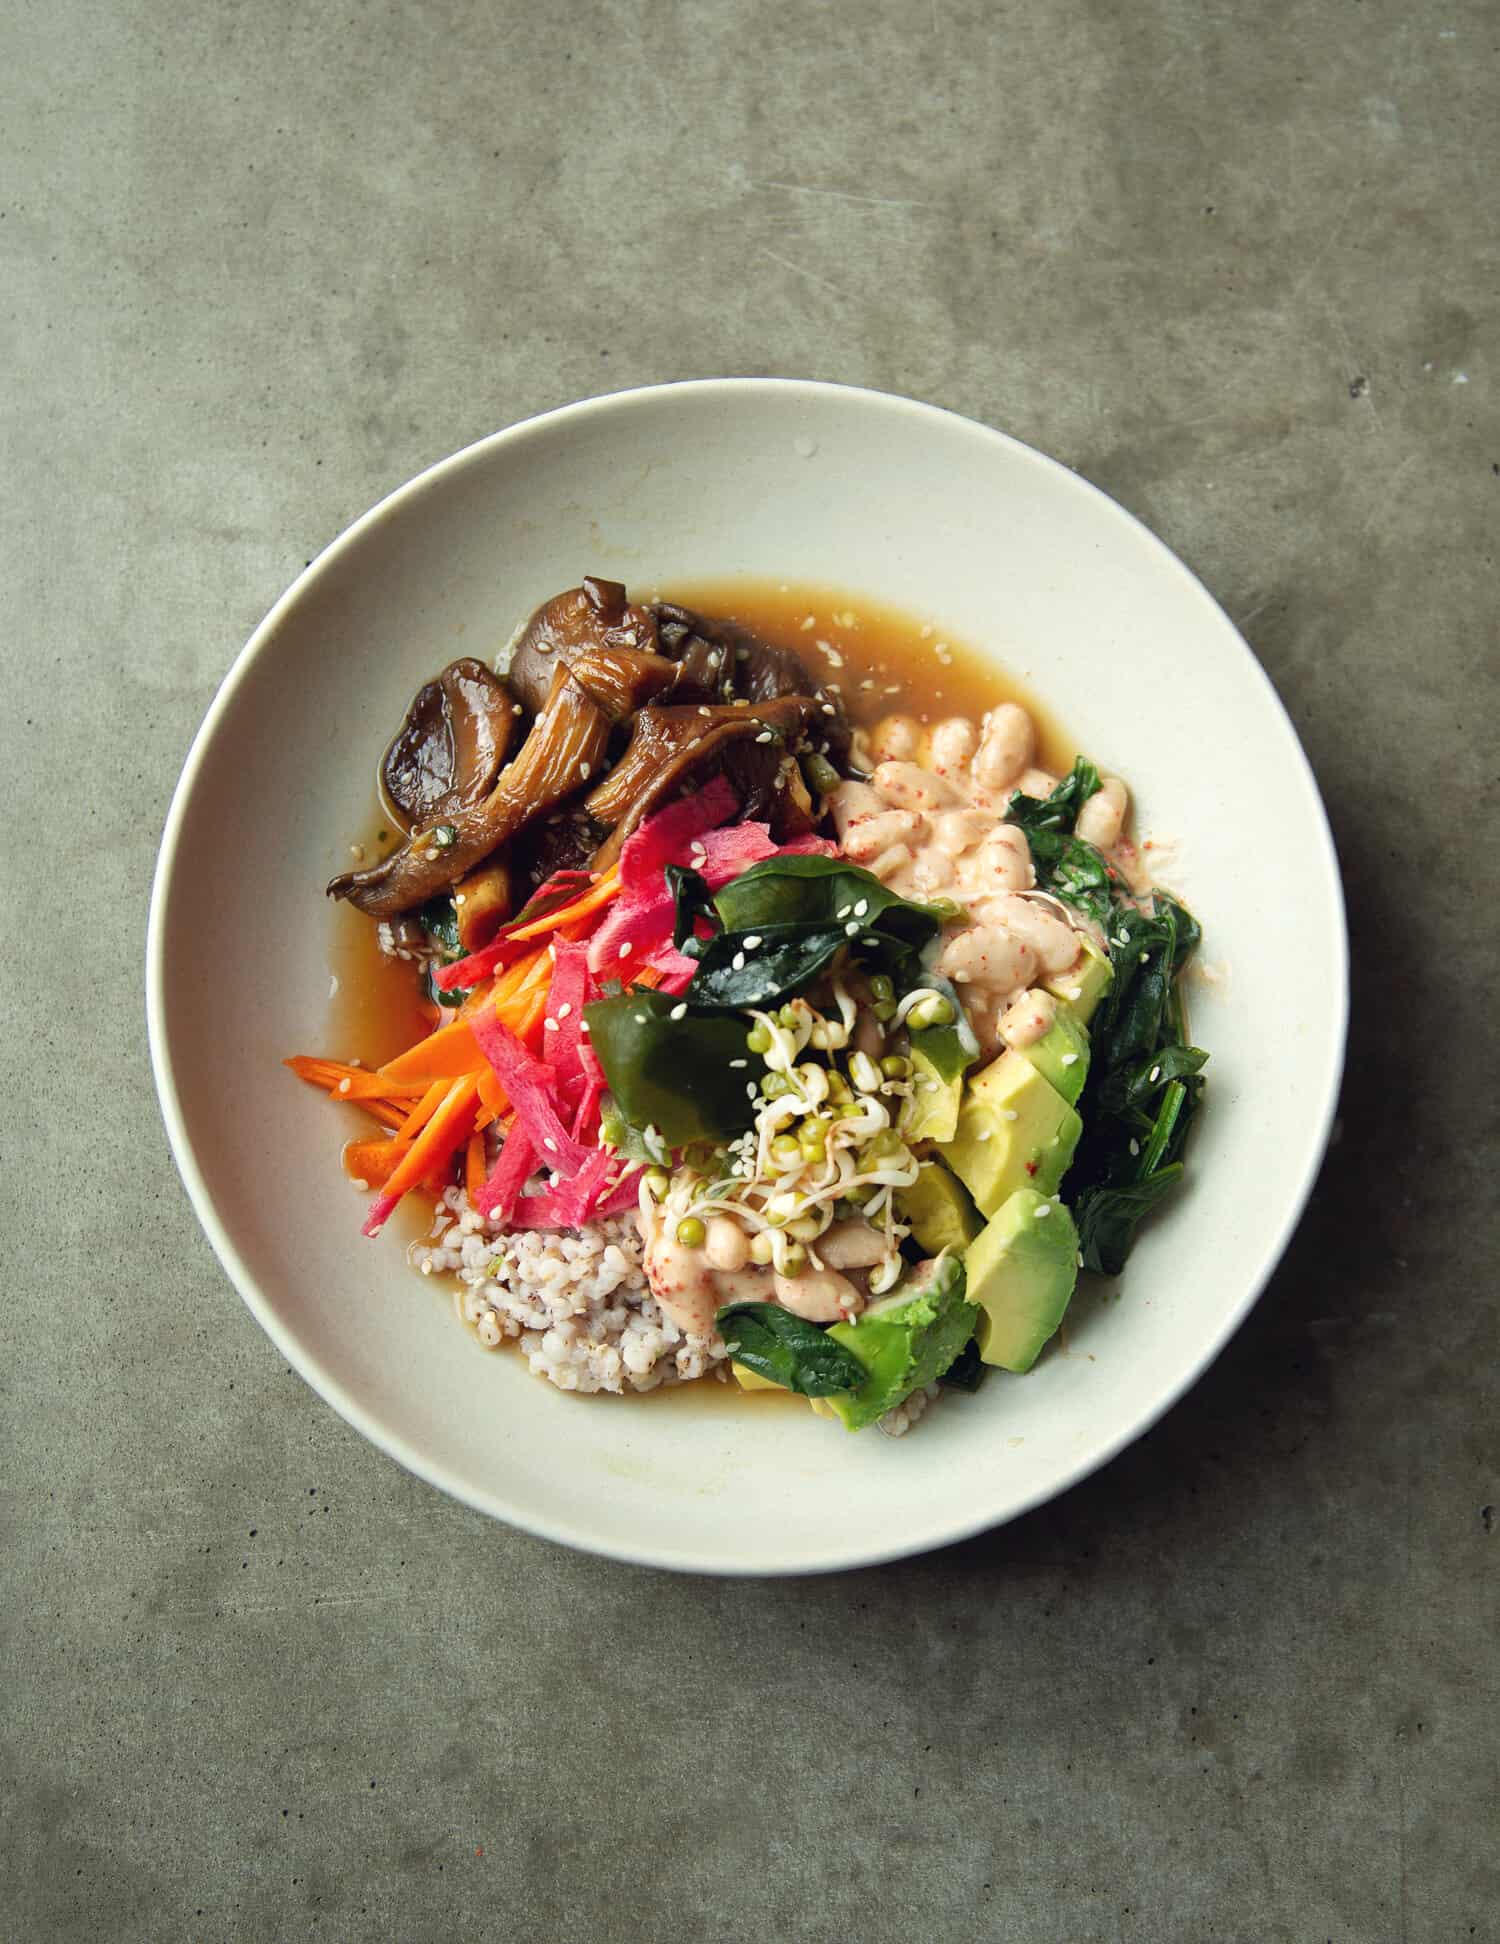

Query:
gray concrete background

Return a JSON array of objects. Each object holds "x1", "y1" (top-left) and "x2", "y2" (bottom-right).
[{"x1": 4, "y1": 0, "x2": 1495, "y2": 1938}]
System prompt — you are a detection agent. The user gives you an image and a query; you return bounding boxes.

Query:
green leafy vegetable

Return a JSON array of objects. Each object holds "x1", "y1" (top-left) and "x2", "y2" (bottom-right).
[
  {"x1": 664, "y1": 864, "x2": 717, "y2": 955},
  {"x1": 416, "y1": 895, "x2": 472, "y2": 1007},
  {"x1": 1005, "y1": 760, "x2": 1115, "y2": 923},
  {"x1": 685, "y1": 855, "x2": 949, "y2": 1012},
  {"x1": 717, "y1": 1302, "x2": 868, "y2": 1397},
  {"x1": 1072, "y1": 1168, "x2": 1185, "y2": 1276},
  {"x1": 583, "y1": 990, "x2": 757, "y2": 1148},
  {"x1": 1066, "y1": 887, "x2": 1207, "y2": 1274}
]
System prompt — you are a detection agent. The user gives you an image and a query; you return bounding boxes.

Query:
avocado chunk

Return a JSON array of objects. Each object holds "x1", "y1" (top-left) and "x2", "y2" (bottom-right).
[
  {"x1": 939, "y1": 1048, "x2": 1082, "y2": 1218},
  {"x1": 968, "y1": 1188, "x2": 1080, "y2": 1372},
  {"x1": 1015, "y1": 1000, "x2": 1091, "y2": 1106},
  {"x1": 732, "y1": 1362, "x2": 784, "y2": 1393},
  {"x1": 895, "y1": 1159, "x2": 981, "y2": 1256},
  {"x1": 1044, "y1": 937, "x2": 1112, "y2": 1025},
  {"x1": 905, "y1": 1047, "x2": 963, "y2": 1142},
  {"x1": 823, "y1": 1256, "x2": 977, "y2": 1431}
]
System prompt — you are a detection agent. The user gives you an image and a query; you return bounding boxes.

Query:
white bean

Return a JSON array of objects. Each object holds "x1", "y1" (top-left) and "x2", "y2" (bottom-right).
[
  {"x1": 704, "y1": 1216, "x2": 749, "y2": 1273},
  {"x1": 828, "y1": 780, "x2": 884, "y2": 840},
  {"x1": 843, "y1": 807, "x2": 923, "y2": 863},
  {"x1": 982, "y1": 895, "x2": 1080, "y2": 974},
  {"x1": 938, "y1": 924, "x2": 1038, "y2": 994},
  {"x1": 871, "y1": 760, "x2": 962, "y2": 813},
  {"x1": 1016, "y1": 766, "x2": 1059, "y2": 800},
  {"x1": 869, "y1": 713, "x2": 923, "y2": 762},
  {"x1": 817, "y1": 1219, "x2": 889, "y2": 1269},
  {"x1": 1075, "y1": 775, "x2": 1129, "y2": 850},
  {"x1": 971, "y1": 703, "x2": 1036, "y2": 793},
  {"x1": 773, "y1": 1266, "x2": 863, "y2": 1322},
  {"x1": 961, "y1": 824, "x2": 1033, "y2": 894},
  {"x1": 926, "y1": 716, "x2": 978, "y2": 778},
  {"x1": 930, "y1": 809, "x2": 991, "y2": 858},
  {"x1": 999, "y1": 987, "x2": 1057, "y2": 1051}
]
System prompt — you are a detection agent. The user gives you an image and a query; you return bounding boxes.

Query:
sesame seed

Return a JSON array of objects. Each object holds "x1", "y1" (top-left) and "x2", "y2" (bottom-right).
[
  {"x1": 556, "y1": 1002, "x2": 572, "y2": 1020},
  {"x1": 454, "y1": 892, "x2": 467, "y2": 906},
  {"x1": 1061, "y1": 1052, "x2": 1079, "y2": 1066},
  {"x1": 699, "y1": 706, "x2": 712, "y2": 717},
  {"x1": 1063, "y1": 986, "x2": 1082, "y2": 1001},
  {"x1": 859, "y1": 678, "x2": 876, "y2": 691},
  {"x1": 746, "y1": 1082, "x2": 758, "y2": 1098},
  {"x1": 844, "y1": 921, "x2": 859, "y2": 937},
  {"x1": 730, "y1": 1058, "x2": 748, "y2": 1069},
  {"x1": 1140, "y1": 950, "x2": 1150, "y2": 962},
  {"x1": 579, "y1": 1020, "x2": 590, "y2": 1035},
  {"x1": 1034, "y1": 1204, "x2": 1052, "y2": 1219},
  {"x1": 670, "y1": 1002, "x2": 688, "y2": 1020},
  {"x1": 822, "y1": 702, "x2": 837, "y2": 716},
  {"x1": 1002, "y1": 1109, "x2": 1019, "y2": 1121},
  {"x1": 1129, "y1": 1138, "x2": 1139, "y2": 1155},
  {"x1": 884, "y1": 685, "x2": 901, "y2": 695},
  {"x1": 635, "y1": 1013, "x2": 647, "y2": 1025},
  {"x1": 351, "y1": 1177, "x2": 369, "y2": 1192},
  {"x1": 544, "y1": 1017, "x2": 559, "y2": 1032},
  {"x1": 543, "y1": 1138, "x2": 558, "y2": 1153},
  {"x1": 580, "y1": 762, "x2": 591, "y2": 780},
  {"x1": 513, "y1": 702, "x2": 524, "y2": 714},
  {"x1": 801, "y1": 615, "x2": 816, "y2": 631},
  {"x1": 836, "y1": 904, "x2": 851, "y2": 919},
  {"x1": 618, "y1": 944, "x2": 632, "y2": 959},
  {"x1": 1150, "y1": 1065, "x2": 1162, "y2": 1082},
  {"x1": 743, "y1": 934, "x2": 762, "y2": 949},
  {"x1": 337, "y1": 1077, "x2": 351, "y2": 1094},
  {"x1": 732, "y1": 952, "x2": 746, "y2": 970},
  {"x1": 755, "y1": 730, "x2": 774, "y2": 744},
  {"x1": 852, "y1": 899, "x2": 868, "y2": 918},
  {"x1": 976, "y1": 1129, "x2": 992, "y2": 1143},
  {"x1": 1076, "y1": 1251, "x2": 1084, "y2": 1268}
]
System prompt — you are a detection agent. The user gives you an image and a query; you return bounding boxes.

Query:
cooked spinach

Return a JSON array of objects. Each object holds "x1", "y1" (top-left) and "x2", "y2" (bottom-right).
[
  {"x1": 416, "y1": 895, "x2": 472, "y2": 1006},
  {"x1": 717, "y1": 1302, "x2": 868, "y2": 1396},
  {"x1": 1005, "y1": 760, "x2": 1115, "y2": 923},
  {"x1": 583, "y1": 989, "x2": 757, "y2": 1148},
  {"x1": 1066, "y1": 888, "x2": 1207, "y2": 1274}
]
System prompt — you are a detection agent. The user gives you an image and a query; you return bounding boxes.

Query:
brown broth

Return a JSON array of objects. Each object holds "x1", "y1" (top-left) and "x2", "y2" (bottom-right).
[{"x1": 656, "y1": 578, "x2": 1075, "y2": 773}]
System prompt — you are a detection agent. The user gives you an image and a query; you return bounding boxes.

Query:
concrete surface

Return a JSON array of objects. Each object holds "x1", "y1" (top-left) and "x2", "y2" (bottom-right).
[{"x1": 4, "y1": 0, "x2": 1496, "y2": 1937}]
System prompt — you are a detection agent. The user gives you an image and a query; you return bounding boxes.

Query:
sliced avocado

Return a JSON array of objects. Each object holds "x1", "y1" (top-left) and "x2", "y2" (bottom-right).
[
  {"x1": 905, "y1": 1047, "x2": 963, "y2": 1143},
  {"x1": 895, "y1": 1159, "x2": 981, "y2": 1256},
  {"x1": 732, "y1": 1361, "x2": 784, "y2": 1393},
  {"x1": 1044, "y1": 937, "x2": 1112, "y2": 1025},
  {"x1": 1015, "y1": 1002, "x2": 1091, "y2": 1106},
  {"x1": 939, "y1": 1048, "x2": 1082, "y2": 1218},
  {"x1": 823, "y1": 1256, "x2": 977, "y2": 1431},
  {"x1": 968, "y1": 1188, "x2": 1080, "y2": 1372}
]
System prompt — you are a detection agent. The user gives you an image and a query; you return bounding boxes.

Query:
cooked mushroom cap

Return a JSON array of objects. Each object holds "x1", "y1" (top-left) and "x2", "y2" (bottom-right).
[
  {"x1": 505, "y1": 579, "x2": 663, "y2": 715},
  {"x1": 380, "y1": 658, "x2": 516, "y2": 832}
]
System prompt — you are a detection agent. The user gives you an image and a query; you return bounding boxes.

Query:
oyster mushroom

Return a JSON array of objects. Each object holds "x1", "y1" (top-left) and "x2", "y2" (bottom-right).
[
  {"x1": 328, "y1": 642, "x2": 678, "y2": 918},
  {"x1": 379, "y1": 657, "x2": 517, "y2": 833}
]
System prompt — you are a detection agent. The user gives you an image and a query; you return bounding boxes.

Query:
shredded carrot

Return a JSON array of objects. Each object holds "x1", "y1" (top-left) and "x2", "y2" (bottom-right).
[
  {"x1": 464, "y1": 1131, "x2": 487, "y2": 1202},
  {"x1": 376, "y1": 1074, "x2": 480, "y2": 1211},
  {"x1": 397, "y1": 1079, "x2": 451, "y2": 1141},
  {"x1": 377, "y1": 944, "x2": 554, "y2": 1086},
  {"x1": 342, "y1": 1135, "x2": 406, "y2": 1188},
  {"x1": 284, "y1": 1055, "x2": 427, "y2": 1100},
  {"x1": 503, "y1": 866, "x2": 620, "y2": 944}
]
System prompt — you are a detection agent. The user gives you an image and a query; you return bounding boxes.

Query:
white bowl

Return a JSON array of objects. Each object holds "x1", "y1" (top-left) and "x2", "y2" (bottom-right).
[{"x1": 147, "y1": 380, "x2": 1347, "y2": 1574}]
